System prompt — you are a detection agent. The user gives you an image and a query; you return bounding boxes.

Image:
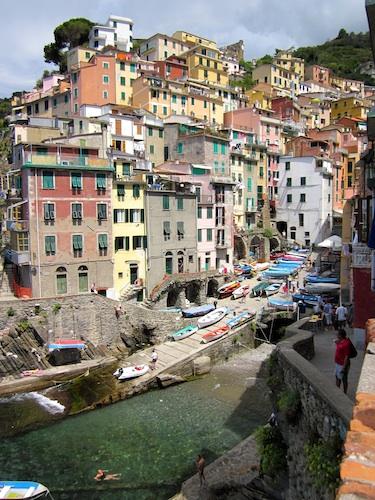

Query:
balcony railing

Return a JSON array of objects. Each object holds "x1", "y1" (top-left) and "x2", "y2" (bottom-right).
[
  {"x1": 7, "y1": 249, "x2": 30, "y2": 266},
  {"x1": 197, "y1": 195, "x2": 214, "y2": 205},
  {"x1": 23, "y1": 151, "x2": 110, "y2": 169}
]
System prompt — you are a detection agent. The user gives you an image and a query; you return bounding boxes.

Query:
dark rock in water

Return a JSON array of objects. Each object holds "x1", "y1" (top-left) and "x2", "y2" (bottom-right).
[
  {"x1": 156, "y1": 373, "x2": 185, "y2": 388},
  {"x1": 48, "y1": 348, "x2": 81, "y2": 366}
]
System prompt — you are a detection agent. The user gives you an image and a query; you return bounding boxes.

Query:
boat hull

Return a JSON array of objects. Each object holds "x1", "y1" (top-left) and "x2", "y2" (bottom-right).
[
  {"x1": 114, "y1": 364, "x2": 150, "y2": 380},
  {"x1": 170, "y1": 325, "x2": 198, "y2": 341},
  {"x1": 0, "y1": 481, "x2": 51, "y2": 499},
  {"x1": 232, "y1": 285, "x2": 250, "y2": 299},
  {"x1": 197, "y1": 307, "x2": 228, "y2": 329},
  {"x1": 268, "y1": 297, "x2": 296, "y2": 310},
  {"x1": 182, "y1": 304, "x2": 214, "y2": 318},
  {"x1": 226, "y1": 311, "x2": 256, "y2": 329},
  {"x1": 201, "y1": 325, "x2": 230, "y2": 343}
]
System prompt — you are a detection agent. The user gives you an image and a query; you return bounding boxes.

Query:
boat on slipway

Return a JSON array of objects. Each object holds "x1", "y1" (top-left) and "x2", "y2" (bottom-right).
[
  {"x1": 264, "y1": 283, "x2": 282, "y2": 297},
  {"x1": 181, "y1": 304, "x2": 214, "y2": 318},
  {"x1": 217, "y1": 281, "x2": 240, "y2": 298},
  {"x1": 169, "y1": 325, "x2": 198, "y2": 341},
  {"x1": 268, "y1": 297, "x2": 296, "y2": 311},
  {"x1": 201, "y1": 325, "x2": 230, "y2": 344},
  {"x1": 292, "y1": 293, "x2": 321, "y2": 306},
  {"x1": 113, "y1": 364, "x2": 150, "y2": 381},
  {"x1": 0, "y1": 481, "x2": 53, "y2": 499},
  {"x1": 232, "y1": 284, "x2": 250, "y2": 300},
  {"x1": 197, "y1": 307, "x2": 228, "y2": 329},
  {"x1": 304, "y1": 283, "x2": 340, "y2": 294},
  {"x1": 226, "y1": 310, "x2": 256, "y2": 329},
  {"x1": 305, "y1": 275, "x2": 339, "y2": 284}
]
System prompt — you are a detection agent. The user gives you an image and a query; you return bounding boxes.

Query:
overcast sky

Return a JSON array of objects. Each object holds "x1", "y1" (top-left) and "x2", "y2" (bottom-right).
[{"x1": 0, "y1": 0, "x2": 369, "y2": 98}]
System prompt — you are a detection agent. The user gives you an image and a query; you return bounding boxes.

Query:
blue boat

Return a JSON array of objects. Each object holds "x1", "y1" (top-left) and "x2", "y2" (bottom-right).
[
  {"x1": 48, "y1": 343, "x2": 85, "y2": 351},
  {"x1": 170, "y1": 325, "x2": 198, "y2": 341},
  {"x1": 292, "y1": 293, "x2": 320, "y2": 305},
  {"x1": 0, "y1": 481, "x2": 52, "y2": 499},
  {"x1": 268, "y1": 297, "x2": 296, "y2": 311},
  {"x1": 305, "y1": 276, "x2": 339, "y2": 284},
  {"x1": 226, "y1": 310, "x2": 255, "y2": 329},
  {"x1": 182, "y1": 304, "x2": 215, "y2": 318},
  {"x1": 277, "y1": 260, "x2": 302, "y2": 267}
]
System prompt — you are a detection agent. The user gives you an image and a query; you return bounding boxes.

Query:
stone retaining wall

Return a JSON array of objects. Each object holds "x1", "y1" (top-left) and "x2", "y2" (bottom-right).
[
  {"x1": 272, "y1": 319, "x2": 353, "y2": 500},
  {"x1": 337, "y1": 319, "x2": 375, "y2": 499}
]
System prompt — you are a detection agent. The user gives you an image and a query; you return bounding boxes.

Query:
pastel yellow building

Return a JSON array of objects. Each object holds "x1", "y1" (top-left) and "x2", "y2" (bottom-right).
[
  {"x1": 252, "y1": 64, "x2": 300, "y2": 97},
  {"x1": 114, "y1": 53, "x2": 139, "y2": 106},
  {"x1": 66, "y1": 47, "x2": 98, "y2": 72},
  {"x1": 182, "y1": 45, "x2": 229, "y2": 87},
  {"x1": 245, "y1": 88, "x2": 272, "y2": 110},
  {"x1": 112, "y1": 161, "x2": 147, "y2": 300},
  {"x1": 274, "y1": 50, "x2": 304, "y2": 80},
  {"x1": 331, "y1": 96, "x2": 371, "y2": 121},
  {"x1": 132, "y1": 75, "x2": 224, "y2": 125},
  {"x1": 172, "y1": 31, "x2": 217, "y2": 50}
]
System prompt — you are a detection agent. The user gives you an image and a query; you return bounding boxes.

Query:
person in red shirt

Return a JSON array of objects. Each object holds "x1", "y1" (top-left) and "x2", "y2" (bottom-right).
[{"x1": 334, "y1": 329, "x2": 351, "y2": 394}]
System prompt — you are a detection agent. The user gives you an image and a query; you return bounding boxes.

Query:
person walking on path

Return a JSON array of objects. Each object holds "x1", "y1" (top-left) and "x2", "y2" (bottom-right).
[
  {"x1": 213, "y1": 299, "x2": 218, "y2": 309},
  {"x1": 323, "y1": 302, "x2": 333, "y2": 329},
  {"x1": 334, "y1": 329, "x2": 351, "y2": 394},
  {"x1": 196, "y1": 454, "x2": 206, "y2": 486},
  {"x1": 336, "y1": 304, "x2": 348, "y2": 328},
  {"x1": 150, "y1": 348, "x2": 158, "y2": 370}
]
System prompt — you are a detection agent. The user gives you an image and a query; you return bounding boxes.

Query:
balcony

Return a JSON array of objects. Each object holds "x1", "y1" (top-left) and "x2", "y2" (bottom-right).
[
  {"x1": 22, "y1": 151, "x2": 111, "y2": 170},
  {"x1": 7, "y1": 220, "x2": 29, "y2": 231},
  {"x1": 215, "y1": 194, "x2": 225, "y2": 204},
  {"x1": 6, "y1": 248, "x2": 30, "y2": 265},
  {"x1": 216, "y1": 241, "x2": 227, "y2": 249}
]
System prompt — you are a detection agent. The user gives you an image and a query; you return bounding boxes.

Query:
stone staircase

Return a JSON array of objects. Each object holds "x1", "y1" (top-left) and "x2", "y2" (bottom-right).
[{"x1": 0, "y1": 263, "x2": 16, "y2": 300}]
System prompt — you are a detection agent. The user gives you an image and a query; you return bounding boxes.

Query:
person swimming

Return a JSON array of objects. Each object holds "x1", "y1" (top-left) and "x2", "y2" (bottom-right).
[{"x1": 94, "y1": 469, "x2": 121, "y2": 481}]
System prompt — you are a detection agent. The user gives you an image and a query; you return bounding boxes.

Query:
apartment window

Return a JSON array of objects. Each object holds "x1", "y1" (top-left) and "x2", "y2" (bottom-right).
[
  {"x1": 129, "y1": 209, "x2": 144, "y2": 223},
  {"x1": 207, "y1": 228, "x2": 213, "y2": 241},
  {"x1": 259, "y1": 166, "x2": 264, "y2": 178},
  {"x1": 177, "y1": 143, "x2": 183, "y2": 154},
  {"x1": 348, "y1": 161, "x2": 353, "y2": 173},
  {"x1": 56, "y1": 267, "x2": 67, "y2": 294},
  {"x1": 98, "y1": 234, "x2": 108, "y2": 256},
  {"x1": 42, "y1": 170, "x2": 54, "y2": 189},
  {"x1": 121, "y1": 163, "x2": 131, "y2": 176},
  {"x1": 44, "y1": 203, "x2": 55, "y2": 221},
  {"x1": 213, "y1": 142, "x2": 219, "y2": 154},
  {"x1": 286, "y1": 178, "x2": 292, "y2": 187},
  {"x1": 113, "y1": 209, "x2": 127, "y2": 223},
  {"x1": 198, "y1": 229, "x2": 202, "y2": 242},
  {"x1": 103, "y1": 91, "x2": 108, "y2": 99},
  {"x1": 149, "y1": 145, "x2": 154, "y2": 154},
  {"x1": 204, "y1": 70, "x2": 208, "y2": 78},
  {"x1": 131, "y1": 184, "x2": 140, "y2": 199},
  {"x1": 177, "y1": 198, "x2": 184, "y2": 210},
  {"x1": 191, "y1": 97, "x2": 195, "y2": 105},
  {"x1": 44, "y1": 100, "x2": 49, "y2": 111},
  {"x1": 177, "y1": 222, "x2": 184, "y2": 240},
  {"x1": 204, "y1": 100, "x2": 207, "y2": 109},
  {"x1": 299, "y1": 213, "x2": 304, "y2": 226},
  {"x1": 121, "y1": 92, "x2": 126, "y2": 101},
  {"x1": 165, "y1": 252, "x2": 173, "y2": 274},
  {"x1": 163, "y1": 221, "x2": 171, "y2": 241},
  {"x1": 120, "y1": 62, "x2": 125, "y2": 70},
  {"x1": 290, "y1": 230, "x2": 296, "y2": 240},
  {"x1": 73, "y1": 88, "x2": 78, "y2": 99},
  {"x1": 72, "y1": 203, "x2": 82, "y2": 222},
  {"x1": 197, "y1": 206, "x2": 202, "y2": 218},
  {"x1": 163, "y1": 91, "x2": 167, "y2": 100},
  {"x1": 74, "y1": 104, "x2": 78, "y2": 113},
  {"x1": 120, "y1": 76, "x2": 126, "y2": 86},
  {"x1": 53, "y1": 98, "x2": 58, "y2": 108},
  {"x1": 152, "y1": 104, "x2": 157, "y2": 114},
  {"x1": 300, "y1": 177, "x2": 306, "y2": 186},
  {"x1": 159, "y1": 129, "x2": 163, "y2": 138},
  {"x1": 72, "y1": 235, "x2": 83, "y2": 257},
  {"x1": 133, "y1": 236, "x2": 145, "y2": 250},
  {"x1": 130, "y1": 63, "x2": 136, "y2": 73},
  {"x1": 45, "y1": 236, "x2": 56, "y2": 256},
  {"x1": 181, "y1": 96, "x2": 186, "y2": 106},
  {"x1": 71, "y1": 172, "x2": 82, "y2": 190},
  {"x1": 97, "y1": 203, "x2": 107, "y2": 220},
  {"x1": 103, "y1": 75, "x2": 109, "y2": 84},
  {"x1": 103, "y1": 62, "x2": 109, "y2": 69},
  {"x1": 328, "y1": 193, "x2": 331, "y2": 203},
  {"x1": 162, "y1": 195, "x2": 169, "y2": 210},
  {"x1": 287, "y1": 194, "x2": 292, "y2": 203},
  {"x1": 207, "y1": 207, "x2": 213, "y2": 219},
  {"x1": 285, "y1": 161, "x2": 290, "y2": 171},
  {"x1": 148, "y1": 127, "x2": 153, "y2": 136},
  {"x1": 300, "y1": 193, "x2": 306, "y2": 203},
  {"x1": 247, "y1": 178, "x2": 252, "y2": 192},
  {"x1": 163, "y1": 106, "x2": 167, "y2": 115},
  {"x1": 96, "y1": 173, "x2": 106, "y2": 190},
  {"x1": 172, "y1": 95, "x2": 177, "y2": 103},
  {"x1": 115, "y1": 236, "x2": 129, "y2": 252},
  {"x1": 221, "y1": 144, "x2": 226, "y2": 154}
]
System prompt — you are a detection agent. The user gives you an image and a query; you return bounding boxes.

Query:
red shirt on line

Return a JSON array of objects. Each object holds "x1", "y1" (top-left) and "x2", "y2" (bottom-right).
[{"x1": 335, "y1": 338, "x2": 351, "y2": 366}]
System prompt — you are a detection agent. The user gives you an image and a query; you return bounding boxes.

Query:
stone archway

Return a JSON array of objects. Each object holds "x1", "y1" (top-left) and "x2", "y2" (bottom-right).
[
  {"x1": 167, "y1": 287, "x2": 180, "y2": 307},
  {"x1": 270, "y1": 237, "x2": 280, "y2": 252},
  {"x1": 186, "y1": 281, "x2": 201, "y2": 304},
  {"x1": 234, "y1": 234, "x2": 247, "y2": 261},
  {"x1": 207, "y1": 279, "x2": 219, "y2": 298}
]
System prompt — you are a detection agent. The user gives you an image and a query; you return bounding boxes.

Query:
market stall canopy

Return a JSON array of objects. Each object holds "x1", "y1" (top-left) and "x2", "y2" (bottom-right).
[{"x1": 317, "y1": 235, "x2": 342, "y2": 250}]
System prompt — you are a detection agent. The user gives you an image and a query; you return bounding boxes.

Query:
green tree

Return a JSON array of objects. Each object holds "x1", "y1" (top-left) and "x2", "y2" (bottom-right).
[
  {"x1": 44, "y1": 18, "x2": 94, "y2": 72},
  {"x1": 256, "y1": 54, "x2": 273, "y2": 66}
]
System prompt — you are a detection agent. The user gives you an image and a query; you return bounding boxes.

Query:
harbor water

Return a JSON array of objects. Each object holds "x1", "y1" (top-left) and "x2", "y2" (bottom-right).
[{"x1": 0, "y1": 354, "x2": 271, "y2": 499}]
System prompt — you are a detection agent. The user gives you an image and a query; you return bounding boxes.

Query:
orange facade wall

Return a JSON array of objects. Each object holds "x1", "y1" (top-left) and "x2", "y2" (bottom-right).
[{"x1": 77, "y1": 56, "x2": 116, "y2": 110}]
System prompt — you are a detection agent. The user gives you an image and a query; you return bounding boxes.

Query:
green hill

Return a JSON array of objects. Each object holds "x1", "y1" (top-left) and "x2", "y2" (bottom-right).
[{"x1": 293, "y1": 29, "x2": 374, "y2": 85}]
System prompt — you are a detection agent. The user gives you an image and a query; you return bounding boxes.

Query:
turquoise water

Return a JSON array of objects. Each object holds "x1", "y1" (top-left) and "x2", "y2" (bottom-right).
[{"x1": 0, "y1": 368, "x2": 270, "y2": 499}]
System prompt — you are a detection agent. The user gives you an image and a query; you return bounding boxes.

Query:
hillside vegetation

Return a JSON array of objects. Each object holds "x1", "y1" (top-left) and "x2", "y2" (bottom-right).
[{"x1": 293, "y1": 29, "x2": 374, "y2": 85}]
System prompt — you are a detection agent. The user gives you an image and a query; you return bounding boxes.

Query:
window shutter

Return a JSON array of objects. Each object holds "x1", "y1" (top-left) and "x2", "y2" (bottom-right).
[
  {"x1": 130, "y1": 210, "x2": 134, "y2": 223},
  {"x1": 117, "y1": 184, "x2": 125, "y2": 196},
  {"x1": 44, "y1": 204, "x2": 50, "y2": 219},
  {"x1": 125, "y1": 237, "x2": 130, "y2": 250},
  {"x1": 113, "y1": 210, "x2": 118, "y2": 223},
  {"x1": 73, "y1": 235, "x2": 82, "y2": 250},
  {"x1": 132, "y1": 236, "x2": 136, "y2": 249},
  {"x1": 45, "y1": 236, "x2": 51, "y2": 252},
  {"x1": 125, "y1": 209, "x2": 129, "y2": 223},
  {"x1": 96, "y1": 173, "x2": 106, "y2": 189},
  {"x1": 99, "y1": 234, "x2": 108, "y2": 248},
  {"x1": 133, "y1": 184, "x2": 140, "y2": 198},
  {"x1": 143, "y1": 236, "x2": 147, "y2": 249},
  {"x1": 141, "y1": 209, "x2": 144, "y2": 223}
]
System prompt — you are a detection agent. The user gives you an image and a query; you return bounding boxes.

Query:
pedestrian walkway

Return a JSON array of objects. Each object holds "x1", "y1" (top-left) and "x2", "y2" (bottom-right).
[{"x1": 310, "y1": 327, "x2": 363, "y2": 401}]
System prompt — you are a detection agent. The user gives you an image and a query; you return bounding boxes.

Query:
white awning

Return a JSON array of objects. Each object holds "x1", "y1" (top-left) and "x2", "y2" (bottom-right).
[
  {"x1": 192, "y1": 164, "x2": 212, "y2": 170},
  {"x1": 317, "y1": 235, "x2": 342, "y2": 250}
]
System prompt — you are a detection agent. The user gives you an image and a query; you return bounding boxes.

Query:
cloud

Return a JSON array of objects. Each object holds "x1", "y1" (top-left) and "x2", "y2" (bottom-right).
[{"x1": 0, "y1": 0, "x2": 369, "y2": 97}]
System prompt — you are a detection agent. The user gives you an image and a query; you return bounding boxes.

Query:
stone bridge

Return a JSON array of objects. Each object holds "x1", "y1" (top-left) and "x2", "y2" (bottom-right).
[{"x1": 148, "y1": 271, "x2": 229, "y2": 308}]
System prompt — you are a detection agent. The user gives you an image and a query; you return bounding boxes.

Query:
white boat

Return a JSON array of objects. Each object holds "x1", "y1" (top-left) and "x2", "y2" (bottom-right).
[
  {"x1": 0, "y1": 481, "x2": 53, "y2": 499},
  {"x1": 197, "y1": 307, "x2": 228, "y2": 329},
  {"x1": 264, "y1": 283, "x2": 282, "y2": 296},
  {"x1": 232, "y1": 284, "x2": 250, "y2": 299},
  {"x1": 251, "y1": 262, "x2": 270, "y2": 272},
  {"x1": 114, "y1": 364, "x2": 150, "y2": 381},
  {"x1": 304, "y1": 283, "x2": 341, "y2": 294}
]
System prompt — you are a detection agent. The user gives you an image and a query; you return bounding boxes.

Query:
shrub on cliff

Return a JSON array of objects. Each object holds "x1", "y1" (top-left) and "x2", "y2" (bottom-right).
[
  {"x1": 255, "y1": 425, "x2": 287, "y2": 478},
  {"x1": 277, "y1": 389, "x2": 301, "y2": 424},
  {"x1": 304, "y1": 436, "x2": 342, "y2": 492}
]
